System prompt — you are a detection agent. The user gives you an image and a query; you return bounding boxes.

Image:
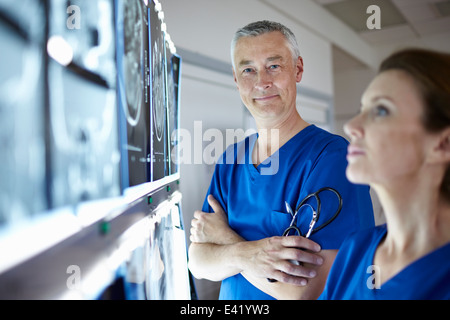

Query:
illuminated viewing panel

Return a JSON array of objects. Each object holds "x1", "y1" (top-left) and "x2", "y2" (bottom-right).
[
  {"x1": 0, "y1": 0, "x2": 187, "y2": 299},
  {"x1": 0, "y1": 0, "x2": 181, "y2": 226}
]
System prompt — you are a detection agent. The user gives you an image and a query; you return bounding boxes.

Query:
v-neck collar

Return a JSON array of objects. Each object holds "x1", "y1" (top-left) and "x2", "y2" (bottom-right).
[
  {"x1": 368, "y1": 226, "x2": 450, "y2": 291},
  {"x1": 246, "y1": 125, "x2": 315, "y2": 178}
]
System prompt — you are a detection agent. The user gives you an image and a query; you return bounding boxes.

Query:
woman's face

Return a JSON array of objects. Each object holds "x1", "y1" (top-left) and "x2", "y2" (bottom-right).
[{"x1": 344, "y1": 70, "x2": 436, "y2": 187}]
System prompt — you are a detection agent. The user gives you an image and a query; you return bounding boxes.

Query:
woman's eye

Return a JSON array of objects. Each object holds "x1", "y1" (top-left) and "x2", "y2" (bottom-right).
[{"x1": 374, "y1": 105, "x2": 389, "y2": 117}]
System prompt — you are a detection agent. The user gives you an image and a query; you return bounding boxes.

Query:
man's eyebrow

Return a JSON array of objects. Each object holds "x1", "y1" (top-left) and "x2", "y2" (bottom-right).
[
  {"x1": 238, "y1": 60, "x2": 253, "y2": 67},
  {"x1": 267, "y1": 55, "x2": 283, "y2": 62}
]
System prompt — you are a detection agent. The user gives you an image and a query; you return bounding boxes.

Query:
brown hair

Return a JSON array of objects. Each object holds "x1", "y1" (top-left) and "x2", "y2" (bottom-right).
[{"x1": 379, "y1": 48, "x2": 450, "y2": 199}]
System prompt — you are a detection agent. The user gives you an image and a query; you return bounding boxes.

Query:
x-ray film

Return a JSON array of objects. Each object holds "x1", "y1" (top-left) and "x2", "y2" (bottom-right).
[
  {"x1": 116, "y1": 0, "x2": 151, "y2": 188},
  {"x1": 49, "y1": 0, "x2": 116, "y2": 86},
  {"x1": 166, "y1": 48, "x2": 181, "y2": 176},
  {"x1": 47, "y1": 61, "x2": 121, "y2": 208},
  {"x1": 0, "y1": 0, "x2": 47, "y2": 224},
  {"x1": 114, "y1": 200, "x2": 189, "y2": 300},
  {"x1": 149, "y1": 0, "x2": 167, "y2": 181},
  {"x1": 47, "y1": 0, "x2": 120, "y2": 208},
  {"x1": 145, "y1": 202, "x2": 189, "y2": 299}
]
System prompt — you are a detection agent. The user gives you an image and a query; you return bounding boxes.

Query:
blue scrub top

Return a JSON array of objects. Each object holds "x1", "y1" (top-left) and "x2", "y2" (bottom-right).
[
  {"x1": 202, "y1": 125, "x2": 375, "y2": 300},
  {"x1": 319, "y1": 224, "x2": 450, "y2": 300}
]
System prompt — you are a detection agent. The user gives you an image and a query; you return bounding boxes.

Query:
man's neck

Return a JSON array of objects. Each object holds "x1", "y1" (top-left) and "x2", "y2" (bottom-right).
[{"x1": 253, "y1": 111, "x2": 309, "y2": 166}]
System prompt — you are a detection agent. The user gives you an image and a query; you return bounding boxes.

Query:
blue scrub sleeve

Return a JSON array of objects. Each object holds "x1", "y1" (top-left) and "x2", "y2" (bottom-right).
[{"x1": 201, "y1": 154, "x2": 228, "y2": 214}]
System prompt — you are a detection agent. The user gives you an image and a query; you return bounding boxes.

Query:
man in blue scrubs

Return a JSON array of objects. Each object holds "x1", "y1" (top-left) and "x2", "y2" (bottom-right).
[{"x1": 188, "y1": 20, "x2": 374, "y2": 300}]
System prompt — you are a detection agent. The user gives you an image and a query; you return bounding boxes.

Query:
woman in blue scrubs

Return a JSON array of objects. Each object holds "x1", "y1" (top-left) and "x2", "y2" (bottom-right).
[{"x1": 320, "y1": 48, "x2": 450, "y2": 300}]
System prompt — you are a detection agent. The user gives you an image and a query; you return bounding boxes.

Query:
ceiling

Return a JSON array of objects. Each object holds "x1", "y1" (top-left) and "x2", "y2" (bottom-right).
[{"x1": 314, "y1": 0, "x2": 450, "y2": 45}]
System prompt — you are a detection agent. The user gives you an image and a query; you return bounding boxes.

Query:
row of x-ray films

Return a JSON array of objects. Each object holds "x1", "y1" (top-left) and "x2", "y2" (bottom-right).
[
  {"x1": 0, "y1": 0, "x2": 181, "y2": 226},
  {"x1": 99, "y1": 203, "x2": 190, "y2": 300},
  {"x1": 117, "y1": 0, "x2": 181, "y2": 187}
]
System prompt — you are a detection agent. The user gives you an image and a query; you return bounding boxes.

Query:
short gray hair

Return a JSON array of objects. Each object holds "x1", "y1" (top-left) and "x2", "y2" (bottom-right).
[{"x1": 230, "y1": 20, "x2": 301, "y2": 69}]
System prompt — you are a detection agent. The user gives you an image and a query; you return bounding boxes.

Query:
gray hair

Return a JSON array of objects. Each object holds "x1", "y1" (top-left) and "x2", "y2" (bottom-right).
[{"x1": 230, "y1": 20, "x2": 301, "y2": 69}]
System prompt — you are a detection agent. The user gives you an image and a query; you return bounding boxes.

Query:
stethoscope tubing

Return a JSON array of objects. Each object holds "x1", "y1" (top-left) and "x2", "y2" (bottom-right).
[{"x1": 286, "y1": 187, "x2": 343, "y2": 238}]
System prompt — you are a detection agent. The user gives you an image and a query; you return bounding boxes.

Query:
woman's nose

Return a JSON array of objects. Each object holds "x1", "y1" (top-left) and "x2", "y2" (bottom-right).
[{"x1": 344, "y1": 113, "x2": 364, "y2": 141}]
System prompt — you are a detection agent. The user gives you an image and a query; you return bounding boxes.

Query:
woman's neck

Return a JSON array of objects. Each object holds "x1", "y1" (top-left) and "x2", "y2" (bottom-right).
[
  {"x1": 373, "y1": 176, "x2": 450, "y2": 283},
  {"x1": 374, "y1": 173, "x2": 450, "y2": 253}
]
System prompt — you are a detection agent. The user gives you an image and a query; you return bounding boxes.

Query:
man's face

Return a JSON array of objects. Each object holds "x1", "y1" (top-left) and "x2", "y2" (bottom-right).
[{"x1": 232, "y1": 31, "x2": 303, "y2": 124}]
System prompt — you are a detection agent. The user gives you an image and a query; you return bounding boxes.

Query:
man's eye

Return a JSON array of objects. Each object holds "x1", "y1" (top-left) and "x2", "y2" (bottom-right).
[
  {"x1": 243, "y1": 68, "x2": 254, "y2": 73},
  {"x1": 269, "y1": 65, "x2": 280, "y2": 70}
]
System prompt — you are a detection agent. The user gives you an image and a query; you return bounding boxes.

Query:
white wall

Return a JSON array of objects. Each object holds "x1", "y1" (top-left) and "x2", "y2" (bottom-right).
[{"x1": 333, "y1": 67, "x2": 376, "y2": 138}]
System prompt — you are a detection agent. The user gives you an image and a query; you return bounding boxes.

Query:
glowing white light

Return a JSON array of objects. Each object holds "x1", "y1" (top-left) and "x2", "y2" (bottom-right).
[
  {"x1": 155, "y1": 1, "x2": 162, "y2": 12},
  {"x1": 47, "y1": 35, "x2": 74, "y2": 66},
  {"x1": 158, "y1": 10, "x2": 165, "y2": 21}
]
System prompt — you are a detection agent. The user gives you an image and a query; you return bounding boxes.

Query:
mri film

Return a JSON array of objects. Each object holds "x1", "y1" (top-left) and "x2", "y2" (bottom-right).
[
  {"x1": 0, "y1": 0, "x2": 47, "y2": 224},
  {"x1": 116, "y1": 0, "x2": 151, "y2": 187},
  {"x1": 166, "y1": 49, "x2": 181, "y2": 176},
  {"x1": 47, "y1": 61, "x2": 121, "y2": 207},
  {"x1": 47, "y1": 0, "x2": 120, "y2": 208},
  {"x1": 149, "y1": 1, "x2": 167, "y2": 181},
  {"x1": 50, "y1": 0, "x2": 116, "y2": 86}
]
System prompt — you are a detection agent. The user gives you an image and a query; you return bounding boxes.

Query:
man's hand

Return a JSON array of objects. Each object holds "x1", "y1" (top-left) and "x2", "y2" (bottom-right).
[
  {"x1": 189, "y1": 195, "x2": 324, "y2": 288},
  {"x1": 190, "y1": 194, "x2": 241, "y2": 245},
  {"x1": 237, "y1": 236, "x2": 323, "y2": 286}
]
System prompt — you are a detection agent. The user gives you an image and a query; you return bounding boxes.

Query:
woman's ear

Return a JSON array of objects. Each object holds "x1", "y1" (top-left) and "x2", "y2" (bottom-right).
[{"x1": 429, "y1": 128, "x2": 450, "y2": 164}]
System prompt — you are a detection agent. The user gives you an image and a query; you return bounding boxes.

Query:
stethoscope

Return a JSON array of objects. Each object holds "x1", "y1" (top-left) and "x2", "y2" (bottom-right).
[
  {"x1": 282, "y1": 187, "x2": 343, "y2": 239},
  {"x1": 267, "y1": 187, "x2": 343, "y2": 283}
]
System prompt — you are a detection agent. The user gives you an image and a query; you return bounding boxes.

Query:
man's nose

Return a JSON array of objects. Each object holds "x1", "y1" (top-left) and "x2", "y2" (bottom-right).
[{"x1": 255, "y1": 71, "x2": 273, "y2": 91}]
